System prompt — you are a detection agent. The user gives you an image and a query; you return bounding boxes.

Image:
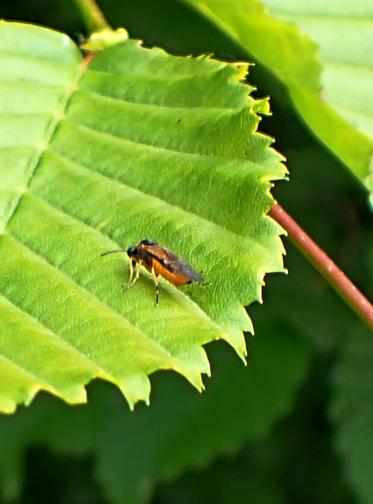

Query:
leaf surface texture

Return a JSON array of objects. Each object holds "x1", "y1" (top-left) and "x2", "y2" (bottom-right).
[{"x1": 0, "y1": 22, "x2": 285, "y2": 412}]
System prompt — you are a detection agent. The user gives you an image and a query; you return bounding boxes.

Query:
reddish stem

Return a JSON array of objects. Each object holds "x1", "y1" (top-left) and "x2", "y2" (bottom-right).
[{"x1": 270, "y1": 204, "x2": 373, "y2": 329}]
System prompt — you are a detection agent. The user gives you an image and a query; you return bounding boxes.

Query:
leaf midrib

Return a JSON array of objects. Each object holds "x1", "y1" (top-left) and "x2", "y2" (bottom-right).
[{"x1": 2, "y1": 56, "x2": 88, "y2": 231}]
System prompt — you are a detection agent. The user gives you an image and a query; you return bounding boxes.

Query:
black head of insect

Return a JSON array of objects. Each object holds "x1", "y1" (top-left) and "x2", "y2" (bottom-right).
[
  {"x1": 126, "y1": 246, "x2": 138, "y2": 258},
  {"x1": 101, "y1": 246, "x2": 144, "y2": 263}
]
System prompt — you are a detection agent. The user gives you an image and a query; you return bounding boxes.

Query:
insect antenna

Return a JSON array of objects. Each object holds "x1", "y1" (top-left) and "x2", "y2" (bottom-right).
[{"x1": 100, "y1": 249, "x2": 127, "y2": 257}]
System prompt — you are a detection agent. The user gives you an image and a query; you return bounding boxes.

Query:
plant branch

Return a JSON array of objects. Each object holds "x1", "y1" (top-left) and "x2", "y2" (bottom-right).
[
  {"x1": 74, "y1": 0, "x2": 110, "y2": 34},
  {"x1": 270, "y1": 203, "x2": 373, "y2": 329}
]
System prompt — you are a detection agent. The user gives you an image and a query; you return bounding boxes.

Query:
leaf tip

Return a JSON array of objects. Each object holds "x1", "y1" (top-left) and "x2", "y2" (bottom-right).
[
  {"x1": 169, "y1": 345, "x2": 213, "y2": 392},
  {"x1": 118, "y1": 373, "x2": 151, "y2": 410},
  {"x1": 0, "y1": 396, "x2": 17, "y2": 415},
  {"x1": 219, "y1": 325, "x2": 248, "y2": 364}
]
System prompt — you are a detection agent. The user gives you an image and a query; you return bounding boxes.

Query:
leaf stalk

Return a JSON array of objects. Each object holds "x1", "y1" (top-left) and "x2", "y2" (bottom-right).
[
  {"x1": 270, "y1": 204, "x2": 373, "y2": 329},
  {"x1": 74, "y1": 0, "x2": 111, "y2": 34}
]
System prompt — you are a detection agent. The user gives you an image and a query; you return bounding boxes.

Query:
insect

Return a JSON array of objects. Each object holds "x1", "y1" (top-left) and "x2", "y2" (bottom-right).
[{"x1": 101, "y1": 239, "x2": 203, "y2": 304}]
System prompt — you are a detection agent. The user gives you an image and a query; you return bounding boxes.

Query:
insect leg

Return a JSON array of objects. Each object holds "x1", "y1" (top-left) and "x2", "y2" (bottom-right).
[
  {"x1": 132, "y1": 260, "x2": 141, "y2": 285},
  {"x1": 127, "y1": 259, "x2": 140, "y2": 288},
  {"x1": 127, "y1": 259, "x2": 134, "y2": 286},
  {"x1": 151, "y1": 266, "x2": 160, "y2": 305}
]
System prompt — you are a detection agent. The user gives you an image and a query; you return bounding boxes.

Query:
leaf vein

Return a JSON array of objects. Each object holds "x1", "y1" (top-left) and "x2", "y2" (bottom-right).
[
  {"x1": 47, "y1": 146, "x2": 273, "y2": 256},
  {"x1": 80, "y1": 86, "x2": 239, "y2": 112},
  {"x1": 2, "y1": 59, "x2": 88, "y2": 232},
  {"x1": 0, "y1": 50, "x2": 77, "y2": 66},
  {"x1": 6, "y1": 232, "x2": 179, "y2": 361},
  {"x1": 321, "y1": 58, "x2": 373, "y2": 72},
  {"x1": 0, "y1": 292, "x2": 103, "y2": 372},
  {"x1": 0, "y1": 344, "x2": 59, "y2": 393},
  {"x1": 0, "y1": 78, "x2": 63, "y2": 91},
  {"x1": 269, "y1": 11, "x2": 373, "y2": 24}
]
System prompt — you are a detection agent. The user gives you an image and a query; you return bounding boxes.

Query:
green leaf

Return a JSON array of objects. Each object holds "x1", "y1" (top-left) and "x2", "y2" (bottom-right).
[
  {"x1": 330, "y1": 326, "x2": 373, "y2": 504},
  {"x1": 185, "y1": 0, "x2": 373, "y2": 201},
  {"x1": 0, "y1": 21, "x2": 286, "y2": 412},
  {"x1": 0, "y1": 329, "x2": 310, "y2": 503},
  {"x1": 81, "y1": 27, "x2": 129, "y2": 51}
]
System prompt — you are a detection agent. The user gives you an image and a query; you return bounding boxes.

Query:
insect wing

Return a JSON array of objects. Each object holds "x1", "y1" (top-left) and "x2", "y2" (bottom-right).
[
  {"x1": 168, "y1": 253, "x2": 203, "y2": 282},
  {"x1": 140, "y1": 243, "x2": 203, "y2": 283}
]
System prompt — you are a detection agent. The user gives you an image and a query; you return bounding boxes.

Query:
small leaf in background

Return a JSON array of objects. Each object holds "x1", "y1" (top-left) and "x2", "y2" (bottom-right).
[
  {"x1": 0, "y1": 21, "x2": 286, "y2": 412},
  {"x1": 330, "y1": 326, "x2": 373, "y2": 504},
  {"x1": 0, "y1": 328, "x2": 310, "y2": 504}
]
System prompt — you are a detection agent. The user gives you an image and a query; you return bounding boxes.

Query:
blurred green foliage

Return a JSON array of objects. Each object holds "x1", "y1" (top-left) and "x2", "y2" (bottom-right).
[{"x1": 0, "y1": 1, "x2": 371, "y2": 503}]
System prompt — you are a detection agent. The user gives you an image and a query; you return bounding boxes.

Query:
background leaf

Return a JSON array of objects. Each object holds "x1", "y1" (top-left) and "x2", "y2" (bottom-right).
[
  {"x1": 330, "y1": 324, "x2": 373, "y2": 504},
  {"x1": 0, "y1": 327, "x2": 310, "y2": 504},
  {"x1": 0, "y1": 21, "x2": 286, "y2": 412},
  {"x1": 186, "y1": 0, "x2": 373, "y2": 201}
]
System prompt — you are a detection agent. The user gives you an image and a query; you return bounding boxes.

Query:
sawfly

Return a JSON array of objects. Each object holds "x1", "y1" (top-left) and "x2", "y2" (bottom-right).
[{"x1": 101, "y1": 239, "x2": 203, "y2": 304}]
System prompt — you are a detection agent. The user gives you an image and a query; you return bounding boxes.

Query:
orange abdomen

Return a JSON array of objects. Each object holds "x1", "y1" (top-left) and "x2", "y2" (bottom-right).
[{"x1": 143, "y1": 258, "x2": 191, "y2": 286}]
